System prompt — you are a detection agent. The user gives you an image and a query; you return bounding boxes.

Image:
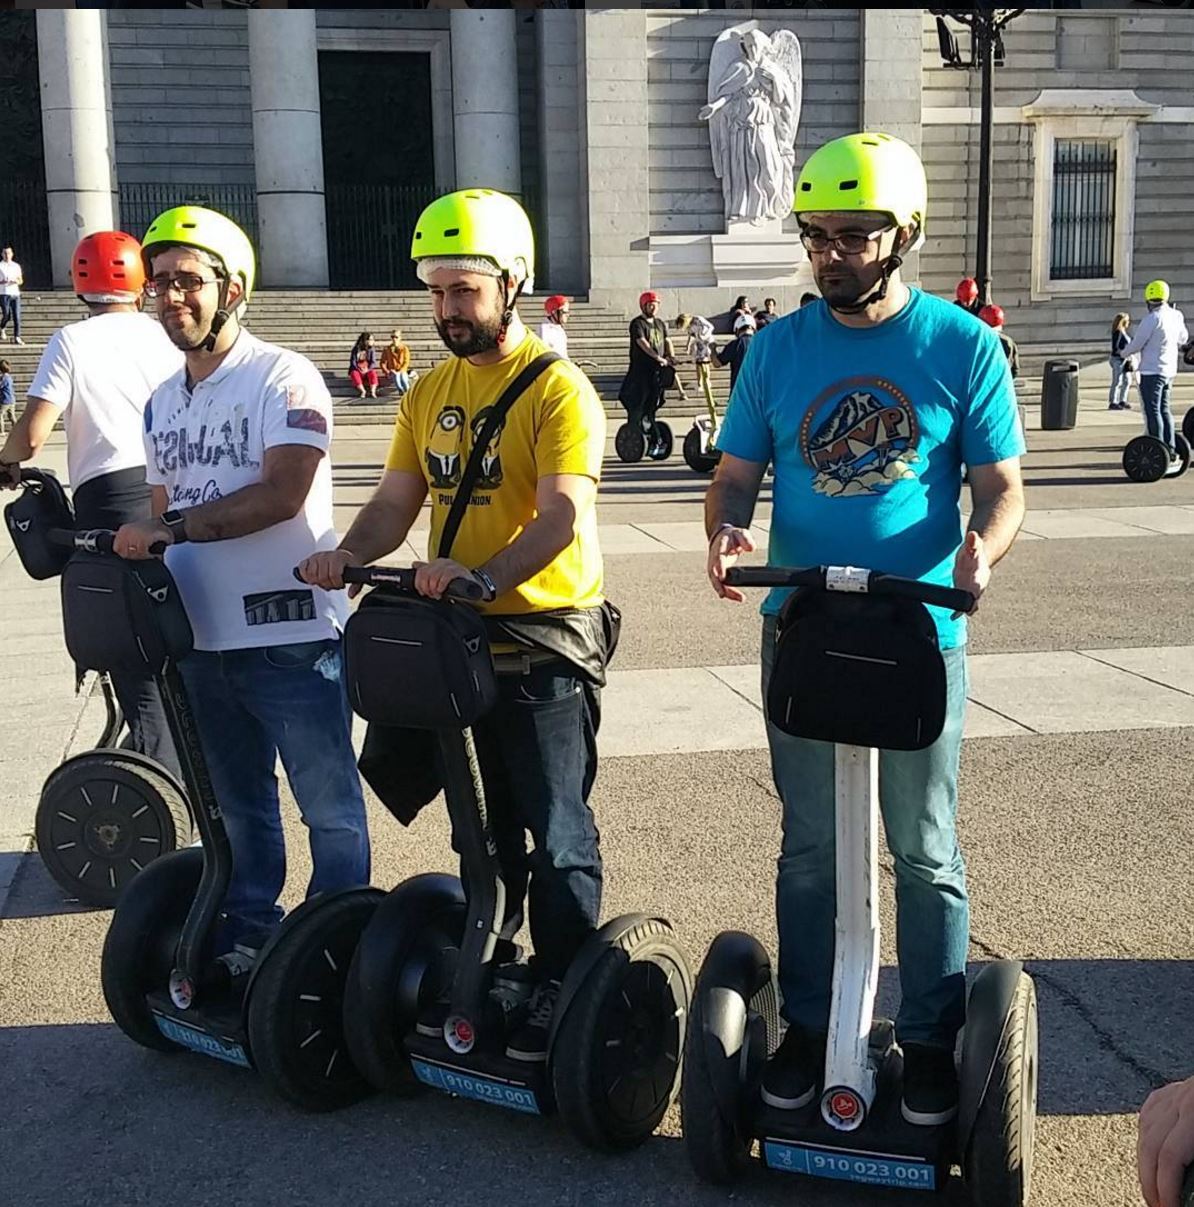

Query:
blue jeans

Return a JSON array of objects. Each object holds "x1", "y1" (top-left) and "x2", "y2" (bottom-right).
[
  {"x1": 1108, "y1": 356, "x2": 1132, "y2": 408},
  {"x1": 762, "y1": 616, "x2": 969, "y2": 1047},
  {"x1": 469, "y1": 660, "x2": 602, "y2": 978},
  {"x1": 390, "y1": 370, "x2": 412, "y2": 395},
  {"x1": 178, "y1": 638, "x2": 370, "y2": 947},
  {"x1": 1139, "y1": 374, "x2": 1175, "y2": 451},
  {"x1": 0, "y1": 295, "x2": 20, "y2": 339}
]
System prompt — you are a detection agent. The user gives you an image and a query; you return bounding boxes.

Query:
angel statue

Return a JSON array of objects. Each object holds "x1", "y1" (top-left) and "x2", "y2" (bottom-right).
[{"x1": 698, "y1": 25, "x2": 803, "y2": 224}]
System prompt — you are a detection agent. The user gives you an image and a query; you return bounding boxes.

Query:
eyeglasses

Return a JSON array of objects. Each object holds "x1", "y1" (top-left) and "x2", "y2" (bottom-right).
[
  {"x1": 145, "y1": 272, "x2": 222, "y2": 298},
  {"x1": 798, "y1": 227, "x2": 895, "y2": 256}
]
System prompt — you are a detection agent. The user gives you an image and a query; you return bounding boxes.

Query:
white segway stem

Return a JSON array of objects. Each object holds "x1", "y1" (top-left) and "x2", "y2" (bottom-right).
[{"x1": 821, "y1": 743, "x2": 880, "y2": 1132}]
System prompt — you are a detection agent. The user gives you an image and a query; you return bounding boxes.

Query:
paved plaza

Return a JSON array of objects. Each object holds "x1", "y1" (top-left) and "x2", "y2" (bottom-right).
[{"x1": 2, "y1": 386, "x2": 1193, "y2": 1207}]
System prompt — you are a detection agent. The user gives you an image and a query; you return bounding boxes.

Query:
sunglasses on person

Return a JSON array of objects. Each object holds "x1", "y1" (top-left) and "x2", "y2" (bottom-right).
[{"x1": 145, "y1": 272, "x2": 223, "y2": 298}]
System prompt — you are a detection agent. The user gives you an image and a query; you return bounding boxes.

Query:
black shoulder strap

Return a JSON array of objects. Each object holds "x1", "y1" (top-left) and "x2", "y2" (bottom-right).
[{"x1": 438, "y1": 351, "x2": 561, "y2": 559}]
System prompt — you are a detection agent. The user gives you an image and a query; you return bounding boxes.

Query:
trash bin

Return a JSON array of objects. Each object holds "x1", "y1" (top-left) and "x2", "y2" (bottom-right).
[{"x1": 1040, "y1": 359, "x2": 1079, "y2": 430}]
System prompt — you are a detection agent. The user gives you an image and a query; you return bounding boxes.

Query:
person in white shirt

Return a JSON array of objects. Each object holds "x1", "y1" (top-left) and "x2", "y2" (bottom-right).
[
  {"x1": 0, "y1": 245, "x2": 24, "y2": 344},
  {"x1": 1121, "y1": 279, "x2": 1190, "y2": 461},
  {"x1": 538, "y1": 294, "x2": 570, "y2": 358},
  {"x1": 113, "y1": 206, "x2": 369, "y2": 959},
  {"x1": 0, "y1": 230, "x2": 183, "y2": 776}
]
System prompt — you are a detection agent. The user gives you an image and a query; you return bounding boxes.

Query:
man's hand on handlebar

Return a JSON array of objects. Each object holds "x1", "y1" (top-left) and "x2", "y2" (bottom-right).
[
  {"x1": 951, "y1": 531, "x2": 990, "y2": 618},
  {"x1": 415, "y1": 557, "x2": 489, "y2": 602},
  {"x1": 297, "y1": 547, "x2": 364, "y2": 597},
  {"x1": 1139, "y1": 1075, "x2": 1194, "y2": 1207},
  {"x1": 707, "y1": 525, "x2": 757, "y2": 602},
  {"x1": 113, "y1": 518, "x2": 173, "y2": 561}
]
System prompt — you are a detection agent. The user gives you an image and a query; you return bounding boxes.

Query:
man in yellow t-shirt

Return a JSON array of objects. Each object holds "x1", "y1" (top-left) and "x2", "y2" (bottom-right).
[{"x1": 299, "y1": 189, "x2": 607, "y2": 1065}]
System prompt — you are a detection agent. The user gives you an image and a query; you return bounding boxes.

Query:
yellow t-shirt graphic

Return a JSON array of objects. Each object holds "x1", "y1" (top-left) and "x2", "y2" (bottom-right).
[{"x1": 385, "y1": 332, "x2": 606, "y2": 614}]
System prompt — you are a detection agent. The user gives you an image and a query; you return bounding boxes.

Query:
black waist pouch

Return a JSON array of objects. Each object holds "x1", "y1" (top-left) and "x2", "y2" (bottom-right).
[
  {"x1": 767, "y1": 589, "x2": 946, "y2": 752},
  {"x1": 5, "y1": 469, "x2": 75, "y2": 580},
  {"x1": 61, "y1": 553, "x2": 194, "y2": 675},
  {"x1": 343, "y1": 587, "x2": 497, "y2": 731}
]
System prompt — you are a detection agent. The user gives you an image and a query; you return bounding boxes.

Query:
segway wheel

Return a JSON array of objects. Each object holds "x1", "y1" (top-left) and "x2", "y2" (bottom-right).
[
  {"x1": 1169, "y1": 433, "x2": 1191, "y2": 478},
  {"x1": 1182, "y1": 407, "x2": 1194, "y2": 448},
  {"x1": 101, "y1": 847, "x2": 204, "y2": 1050},
  {"x1": 247, "y1": 888, "x2": 384, "y2": 1112},
  {"x1": 615, "y1": 423, "x2": 646, "y2": 464},
  {"x1": 1123, "y1": 435, "x2": 1169, "y2": 483},
  {"x1": 648, "y1": 421, "x2": 674, "y2": 461},
  {"x1": 552, "y1": 918, "x2": 692, "y2": 1152},
  {"x1": 36, "y1": 752, "x2": 191, "y2": 908},
  {"x1": 342, "y1": 874, "x2": 466, "y2": 1094},
  {"x1": 682, "y1": 427, "x2": 720, "y2": 474},
  {"x1": 963, "y1": 972, "x2": 1038, "y2": 1207}
]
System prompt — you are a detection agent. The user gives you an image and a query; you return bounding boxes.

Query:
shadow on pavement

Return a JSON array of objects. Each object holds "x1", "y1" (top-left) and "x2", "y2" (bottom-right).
[{"x1": 1, "y1": 850, "x2": 111, "y2": 920}]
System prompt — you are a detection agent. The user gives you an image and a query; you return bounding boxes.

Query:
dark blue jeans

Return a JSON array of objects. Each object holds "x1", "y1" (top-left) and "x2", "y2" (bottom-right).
[
  {"x1": 469, "y1": 660, "x2": 603, "y2": 978},
  {"x1": 0, "y1": 294, "x2": 20, "y2": 339},
  {"x1": 1139, "y1": 374, "x2": 1175, "y2": 451},
  {"x1": 179, "y1": 638, "x2": 370, "y2": 948}
]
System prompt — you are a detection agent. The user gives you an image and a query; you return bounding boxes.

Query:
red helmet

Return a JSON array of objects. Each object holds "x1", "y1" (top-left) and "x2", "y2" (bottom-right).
[
  {"x1": 978, "y1": 304, "x2": 1005, "y2": 328},
  {"x1": 955, "y1": 277, "x2": 979, "y2": 304},
  {"x1": 72, "y1": 231, "x2": 145, "y2": 302},
  {"x1": 544, "y1": 294, "x2": 569, "y2": 318},
  {"x1": 639, "y1": 290, "x2": 660, "y2": 309}
]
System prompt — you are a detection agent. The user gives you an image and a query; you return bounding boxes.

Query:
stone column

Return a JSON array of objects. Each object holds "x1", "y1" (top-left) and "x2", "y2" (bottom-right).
[
  {"x1": 860, "y1": 10, "x2": 924, "y2": 281},
  {"x1": 36, "y1": 9, "x2": 119, "y2": 286},
  {"x1": 450, "y1": 9, "x2": 522, "y2": 193},
  {"x1": 536, "y1": 9, "x2": 583, "y2": 293},
  {"x1": 248, "y1": 10, "x2": 329, "y2": 287}
]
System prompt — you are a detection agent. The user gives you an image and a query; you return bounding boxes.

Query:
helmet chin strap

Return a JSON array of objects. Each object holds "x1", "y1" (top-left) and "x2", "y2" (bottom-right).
[
  {"x1": 497, "y1": 273, "x2": 526, "y2": 345},
  {"x1": 824, "y1": 227, "x2": 915, "y2": 318},
  {"x1": 201, "y1": 276, "x2": 243, "y2": 353}
]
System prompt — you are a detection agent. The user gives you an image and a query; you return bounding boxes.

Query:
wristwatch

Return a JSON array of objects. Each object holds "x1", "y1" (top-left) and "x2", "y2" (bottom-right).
[
  {"x1": 160, "y1": 509, "x2": 190, "y2": 544},
  {"x1": 472, "y1": 567, "x2": 498, "y2": 602}
]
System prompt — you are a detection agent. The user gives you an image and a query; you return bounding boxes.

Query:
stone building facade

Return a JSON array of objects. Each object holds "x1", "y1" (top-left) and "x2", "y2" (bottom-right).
[{"x1": 20, "y1": 6, "x2": 1194, "y2": 349}]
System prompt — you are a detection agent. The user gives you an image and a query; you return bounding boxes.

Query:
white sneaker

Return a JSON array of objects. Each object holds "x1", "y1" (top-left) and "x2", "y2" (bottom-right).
[{"x1": 13, "y1": 337, "x2": 24, "y2": 346}]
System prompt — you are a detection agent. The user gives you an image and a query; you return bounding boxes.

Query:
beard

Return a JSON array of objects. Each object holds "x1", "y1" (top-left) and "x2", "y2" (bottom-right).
[
  {"x1": 813, "y1": 266, "x2": 878, "y2": 309},
  {"x1": 435, "y1": 311, "x2": 505, "y2": 358},
  {"x1": 160, "y1": 307, "x2": 213, "y2": 351}
]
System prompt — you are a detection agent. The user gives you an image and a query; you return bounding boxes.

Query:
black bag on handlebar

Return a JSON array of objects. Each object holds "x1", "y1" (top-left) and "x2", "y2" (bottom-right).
[
  {"x1": 344, "y1": 586, "x2": 497, "y2": 731},
  {"x1": 4, "y1": 470, "x2": 75, "y2": 580},
  {"x1": 767, "y1": 588, "x2": 947, "y2": 751},
  {"x1": 61, "y1": 553, "x2": 194, "y2": 675}
]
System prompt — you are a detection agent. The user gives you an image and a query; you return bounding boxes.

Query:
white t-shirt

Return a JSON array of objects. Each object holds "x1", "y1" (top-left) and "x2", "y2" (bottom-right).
[
  {"x1": 0, "y1": 260, "x2": 23, "y2": 296},
  {"x1": 28, "y1": 311, "x2": 184, "y2": 490},
  {"x1": 538, "y1": 320, "x2": 569, "y2": 358},
  {"x1": 144, "y1": 329, "x2": 348, "y2": 652},
  {"x1": 1122, "y1": 305, "x2": 1190, "y2": 378}
]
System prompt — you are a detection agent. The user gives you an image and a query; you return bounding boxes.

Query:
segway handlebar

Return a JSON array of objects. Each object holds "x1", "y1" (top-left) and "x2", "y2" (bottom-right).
[
  {"x1": 292, "y1": 562, "x2": 484, "y2": 601},
  {"x1": 724, "y1": 565, "x2": 975, "y2": 615},
  {"x1": 47, "y1": 527, "x2": 168, "y2": 557}
]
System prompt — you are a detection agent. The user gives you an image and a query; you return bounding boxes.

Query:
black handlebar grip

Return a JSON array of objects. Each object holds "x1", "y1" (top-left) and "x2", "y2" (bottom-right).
[{"x1": 724, "y1": 566, "x2": 824, "y2": 589}]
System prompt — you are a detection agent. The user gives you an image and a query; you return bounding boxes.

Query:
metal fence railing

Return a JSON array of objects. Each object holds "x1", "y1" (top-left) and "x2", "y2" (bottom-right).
[
  {"x1": 1050, "y1": 139, "x2": 1116, "y2": 281},
  {"x1": 118, "y1": 182, "x2": 260, "y2": 247},
  {"x1": 0, "y1": 177, "x2": 52, "y2": 288}
]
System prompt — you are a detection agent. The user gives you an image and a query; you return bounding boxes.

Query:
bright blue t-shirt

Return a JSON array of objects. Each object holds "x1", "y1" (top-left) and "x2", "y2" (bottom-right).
[{"x1": 717, "y1": 287, "x2": 1025, "y2": 649}]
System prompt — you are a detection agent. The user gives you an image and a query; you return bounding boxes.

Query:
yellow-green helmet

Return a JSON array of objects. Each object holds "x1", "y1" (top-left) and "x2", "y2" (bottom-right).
[
  {"x1": 141, "y1": 205, "x2": 256, "y2": 301},
  {"x1": 411, "y1": 189, "x2": 535, "y2": 292},
  {"x1": 1144, "y1": 279, "x2": 1170, "y2": 303},
  {"x1": 794, "y1": 132, "x2": 927, "y2": 237}
]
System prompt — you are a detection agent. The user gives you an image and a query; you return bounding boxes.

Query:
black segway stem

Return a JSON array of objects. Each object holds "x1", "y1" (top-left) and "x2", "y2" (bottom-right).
[
  {"x1": 158, "y1": 662, "x2": 235, "y2": 998},
  {"x1": 957, "y1": 958, "x2": 1025, "y2": 1155}
]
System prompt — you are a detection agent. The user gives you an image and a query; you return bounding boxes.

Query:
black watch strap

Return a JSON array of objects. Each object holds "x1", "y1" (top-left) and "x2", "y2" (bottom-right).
[{"x1": 161, "y1": 509, "x2": 189, "y2": 544}]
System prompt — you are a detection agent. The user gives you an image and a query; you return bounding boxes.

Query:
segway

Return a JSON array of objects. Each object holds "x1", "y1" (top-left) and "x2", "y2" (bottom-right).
[
  {"x1": 1181, "y1": 405, "x2": 1194, "y2": 448},
  {"x1": 339, "y1": 565, "x2": 692, "y2": 1150},
  {"x1": 1123, "y1": 431, "x2": 1190, "y2": 482},
  {"x1": 7, "y1": 471, "x2": 192, "y2": 907},
  {"x1": 56, "y1": 529, "x2": 381, "y2": 1111},
  {"x1": 682, "y1": 412, "x2": 721, "y2": 475},
  {"x1": 615, "y1": 415, "x2": 674, "y2": 464},
  {"x1": 682, "y1": 564, "x2": 1038, "y2": 1202}
]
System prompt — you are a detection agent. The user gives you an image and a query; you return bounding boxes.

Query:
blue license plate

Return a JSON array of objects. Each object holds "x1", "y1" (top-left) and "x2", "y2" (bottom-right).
[
  {"x1": 411, "y1": 1058, "x2": 541, "y2": 1115},
  {"x1": 153, "y1": 1013, "x2": 251, "y2": 1069},
  {"x1": 763, "y1": 1140, "x2": 937, "y2": 1191}
]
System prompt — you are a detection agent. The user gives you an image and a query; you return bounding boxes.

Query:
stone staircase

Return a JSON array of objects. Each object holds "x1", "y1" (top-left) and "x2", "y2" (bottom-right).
[{"x1": 2, "y1": 289, "x2": 1114, "y2": 428}]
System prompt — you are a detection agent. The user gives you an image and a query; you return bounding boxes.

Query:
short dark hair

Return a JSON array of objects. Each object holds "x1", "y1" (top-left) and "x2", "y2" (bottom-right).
[
  {"x1": 0, "y1": 359, "x2": 9, "y2": 373},
  {"x1": 800, "y1": 292, "x2": 819, "y2": 307},
  {"x1": 764, "y1": 297, "x2": 777, "y2": 307}
]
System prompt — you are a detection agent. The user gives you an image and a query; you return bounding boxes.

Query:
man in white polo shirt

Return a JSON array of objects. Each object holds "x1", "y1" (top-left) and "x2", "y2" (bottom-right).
[
  {"x1": 0, "y1": 230, "x2": 182, "y2": 775},
  {"x1": 113, "y1": 206, "x2": 368, "y2": 960}
]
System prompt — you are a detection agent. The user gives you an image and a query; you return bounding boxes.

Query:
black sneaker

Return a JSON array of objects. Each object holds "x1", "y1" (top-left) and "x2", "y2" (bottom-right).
[
  {"x1": 761, "y1": 1024, "x2": 826, "y2": 1111},
  {"x1": 901, "y1": 1042, "x2": 959, "y2": 1126},
  {"x1": 505, "y1": 979, "x2": 561, "y2": 1063}
]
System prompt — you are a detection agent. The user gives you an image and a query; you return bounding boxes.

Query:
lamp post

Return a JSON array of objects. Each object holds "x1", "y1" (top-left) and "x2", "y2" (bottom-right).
[{"x1": 931, "y1": 9, "x2": 1024, "y2": 307}]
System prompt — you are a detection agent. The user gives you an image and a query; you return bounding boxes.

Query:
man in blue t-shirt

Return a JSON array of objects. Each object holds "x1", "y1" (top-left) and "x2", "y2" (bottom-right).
[{"x1": 705, "y1": 133, "x2": 1026, "y2": 1127}]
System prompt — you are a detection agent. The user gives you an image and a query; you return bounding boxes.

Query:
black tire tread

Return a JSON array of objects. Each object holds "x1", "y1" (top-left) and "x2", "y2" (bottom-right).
[
  {"x1": 965, "y1": 972, "x2": 1037, "y2": 1207},
  {"x1": 247, "y1": 889, "x2": 382, "y2": 1112},
  {"x1": 553, "y1": 918, "x2": 692, "y2": 1153}
]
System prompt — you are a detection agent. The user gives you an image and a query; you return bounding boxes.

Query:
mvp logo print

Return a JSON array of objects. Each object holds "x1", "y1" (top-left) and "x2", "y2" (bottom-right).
[{"x1": 800, "y1": 377, "x2": 920, "y2": 498}]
